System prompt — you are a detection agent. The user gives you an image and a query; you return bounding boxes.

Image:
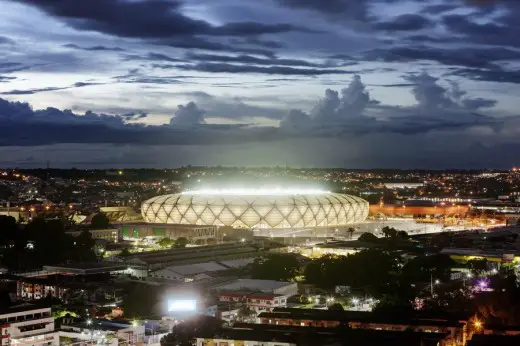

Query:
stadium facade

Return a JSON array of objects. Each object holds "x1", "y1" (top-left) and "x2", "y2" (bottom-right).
[{"x1": 141, "y1": 189, "x2": 369, "y2": 230}]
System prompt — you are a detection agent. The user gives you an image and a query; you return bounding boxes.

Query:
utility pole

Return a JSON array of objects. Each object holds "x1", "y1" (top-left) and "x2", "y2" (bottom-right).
[{"x1": 430, "y1": 271, "x2": 433, "y2": 297}]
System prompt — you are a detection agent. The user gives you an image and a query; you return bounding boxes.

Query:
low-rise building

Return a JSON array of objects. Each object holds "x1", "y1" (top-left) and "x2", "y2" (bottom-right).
[
  {"x1": 150, "y1": 262, "x2": 227, "y2": 282},
  {"x1": 257, "y1": 308, "x2": 467, "y2": 346},
  {"x1": 194, "y1": 323, "x2": 450, "y2": 346},
  {"x1": 218, "y1": 292, "x2": 288, "y2": 312},
  {"x1": 213, "y1": 279, "x2": 298, "y2": 297},
  {"x1": 0, "y1": 304, "x2": 57, "y2": 346},
  {"x1": 67, "y1": 228, "x2": 120, "y2": 243}
]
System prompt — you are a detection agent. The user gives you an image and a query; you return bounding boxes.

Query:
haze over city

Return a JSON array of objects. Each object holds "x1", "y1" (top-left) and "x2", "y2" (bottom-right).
[{"x1": 1, "y1": 0, "x2": 519, "y2": 168}]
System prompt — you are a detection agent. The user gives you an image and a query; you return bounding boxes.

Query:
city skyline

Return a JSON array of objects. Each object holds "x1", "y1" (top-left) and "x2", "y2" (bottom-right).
[{"x1": 1, "y1": 0, "x2": 519, "y2": 168}]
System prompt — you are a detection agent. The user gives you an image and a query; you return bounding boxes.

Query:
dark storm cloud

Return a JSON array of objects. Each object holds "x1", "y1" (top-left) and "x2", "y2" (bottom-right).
[
  {"x1": 0, "y1": 36, "x2": 15, "y2": 45},
  {"x1": 161, "y1": 37, "x2": 276, "y2": 57},
  {"x1": 62, "y1": 43, "x2": 125, "y2": 52},
  {"x1": 13, "y1": 0, "x2": 309, "y2": 39},
  {"x1": 374, "y1": 14, "x2": 433, "y2": 31},
  {"x1": 230, "y1": 37, "x2": 284, "y2": 49},
  {"x1": 363, "y1": 46, "x2": 520, "y2": 69},
  {"x1": 421, "y1": 4, "x2": 458, "y2": 15},
  {"x1": 122, "y1": 53, "x2": 185, "y2": 63},
  {"x1": 451, "y1": 67, "x2": 520, "y2": 84},
  {"x1": 184, "y1": 53, "x2": 329, "y2": 68},
  {"x1": 175, "y1": 63, "x2": 353, "y2": 75},
  {"x1": 443, "y1": 13, "x2": 520, "y2": 48},
  {"x1": 275, "y1": 0, "x2": 367, "y2": 20}
]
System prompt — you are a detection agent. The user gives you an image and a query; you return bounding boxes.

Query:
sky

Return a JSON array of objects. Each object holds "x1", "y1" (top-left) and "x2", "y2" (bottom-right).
[{"x1": 1, "y1": 0, "x2": 520, "y2": 169}]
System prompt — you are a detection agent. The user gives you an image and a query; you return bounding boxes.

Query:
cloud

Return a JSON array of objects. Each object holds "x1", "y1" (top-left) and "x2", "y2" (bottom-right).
[
  {"x1": 122, "y1": 52, "x2": 185, "y2": 63},
  {"x1": 421, "y1": 4, "x2": 458, "y2": 15},
  {"x1": 180, "y1": 91, "x2": 285, "y2": 120},
  {"x1": 184, "y1": 52, "x2": 329, "y2": 68},
  {"x1": 0, "y1": 82, "x2": 105, "y2": 95},
  {"x1": 0, "y1": 76, "x2": 16, "y2": 83},
  {"x1": 275, "y1": 0, "x2": 368, "y2": 21},
  {"x1": 280, "y1": 72, "x2": 499, "y2": 135},
  {"x1": 443, "y1": 13, "x2": 520, "y2": 49},
  {"x1": 451, "y1": 67, "x2": 520, "y2": 84},
  {"x1": 175, "y1": 62, "x2": 353, "y2": 75},
  {"x1": 280, "y1": 74, "x2": 375, "y2": 130},
  {"x1": 374, "y1": 14, "x2": 433, "y2": 31},
  {"x1": 63, "y1": 43, "x2": 125, "y2": 51},
  {"x1": 14, "y1": 0, "x2": 309, "y2": 40},
  {"x1": 363, "y1": 46, "x2": 520, "y2": 69},
  {"x1": 403, "y1": 72, "x2": 497, "y2": 113},
  {"x1": 169, "y1": 102, "x2": 206, "y2": 126},
  {"x1": 0, "y1": 36, "x2": 15, "y2": 45}
]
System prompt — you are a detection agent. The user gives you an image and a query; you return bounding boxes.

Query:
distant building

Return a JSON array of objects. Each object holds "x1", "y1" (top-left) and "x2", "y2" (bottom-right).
[
  {"x1": 66, "y1": 228, "x2": 120, "y2": 243},
  {"x1": 383, "y1": 182, "x2": 424, "y2": 189},
  {"x1": 119, "y1": 223, "x2": 218, "y2": 243}
]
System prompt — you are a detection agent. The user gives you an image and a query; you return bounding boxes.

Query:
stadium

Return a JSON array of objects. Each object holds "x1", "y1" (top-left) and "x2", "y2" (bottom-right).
[{"x1": 141, "y1": 189, "x2": 369, "y2": 230}]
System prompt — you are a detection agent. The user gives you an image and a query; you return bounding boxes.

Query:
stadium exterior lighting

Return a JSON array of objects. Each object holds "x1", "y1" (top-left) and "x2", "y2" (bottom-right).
[{"x1": 142, "y1": 191, "x2": 369, "y2": 229}]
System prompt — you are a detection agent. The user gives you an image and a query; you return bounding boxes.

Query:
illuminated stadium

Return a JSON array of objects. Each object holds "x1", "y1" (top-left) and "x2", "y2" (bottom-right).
[{"x1": 141, "y1": 189, "x2": 369, "y2": 230}]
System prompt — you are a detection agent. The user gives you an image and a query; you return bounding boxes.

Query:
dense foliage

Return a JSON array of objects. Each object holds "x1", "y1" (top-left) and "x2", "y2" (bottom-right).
[
  {"x1": 251, "y1": 253, "x2": 300, "y2": 281},
  {"x1": 0, "y1": 215, "x2": 96, "y2": 270}
]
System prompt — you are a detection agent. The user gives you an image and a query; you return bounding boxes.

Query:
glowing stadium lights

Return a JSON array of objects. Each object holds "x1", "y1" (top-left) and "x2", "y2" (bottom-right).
[{"x1": 182, "y1": 188, "x2": 330, "y2": 196}]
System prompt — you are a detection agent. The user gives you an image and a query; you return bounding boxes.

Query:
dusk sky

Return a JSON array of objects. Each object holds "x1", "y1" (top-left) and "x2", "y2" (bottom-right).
[{"x1": 1, "y1": 0, "x2": 520, "y2": 168}]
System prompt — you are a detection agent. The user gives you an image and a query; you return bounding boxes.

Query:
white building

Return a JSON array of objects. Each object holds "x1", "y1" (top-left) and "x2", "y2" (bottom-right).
[
  {"x1": 213, "y1": 279, "x2": 298, "y2": 297},
  {"x1": 0, "y1": 305, "x2": 57, "y2": 346},
  {"x1": 150, "y1": 262, "x2": 228, "y2": 282},
  {"x1": 218, "y1": 292, "x2": 288, "y2": 313}
]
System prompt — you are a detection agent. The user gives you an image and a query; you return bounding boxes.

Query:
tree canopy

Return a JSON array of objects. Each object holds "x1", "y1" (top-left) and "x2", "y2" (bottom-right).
[
  {"x1": 0, "y1": 217, "x2": 96, "y2": 270},
  {"x1": 174, "y1": 237, "x2": 189, "y2": 248},
  {"x1": 304, "y1": 249, "x2": 402, "y2": 296},
  {"x1": 251, "y1": 253, "x2": 300, "y2": 281},
  {"x1": 90, "y1": 213, "x2": 110, "y2": 229}
]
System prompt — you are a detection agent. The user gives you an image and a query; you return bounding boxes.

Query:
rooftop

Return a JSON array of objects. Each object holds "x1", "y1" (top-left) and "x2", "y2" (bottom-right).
[{"x1": 214, "y1": 279, "x2": 295, "y2": 292}]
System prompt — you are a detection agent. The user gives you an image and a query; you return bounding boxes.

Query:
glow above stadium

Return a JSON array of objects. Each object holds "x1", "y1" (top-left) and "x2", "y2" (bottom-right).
[
  {"x1": 142, "y1": 190, "x2": 369, "y2": 229},
  {"x1": 182, "y1": 188, "x2": 330, "y2": 196}
]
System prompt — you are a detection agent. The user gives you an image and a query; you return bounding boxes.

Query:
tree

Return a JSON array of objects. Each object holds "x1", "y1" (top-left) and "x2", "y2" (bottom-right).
[
  {"x1": 468, "y1": 259, "x2": 488, "y2": 275},
  {"x1": 328, "y1": 303, "x2": 344, "y2": 311},
  {"x1": 252, "y1": 254, "x2": 300, "y2": 281},
  {"x1": 118, "y1": 248, "x2": 132, "y2": 259},
  {"x1": 90, "y1": 213, "x2": 110, "y2": 229},
  {"x1": 396, "y1": 231, "x2": 409, "y2": 240},
  {"x1": 237, "y1": 305, "x2": 256, "y2": 322},
  {"x1": 304, "y1": 249, "x2": 402, "y2": 296},
  {"x1": 358, "y1": 232, "x2": 379, "y2": 243},
  {"x1": 347, "y1": 227, "x2": 356, "y2": 239},
  {"x1": 381, "y1": 226, "x2": 398, "y2": 238},
  {"x1": 174, "y1": 237, "x2": 189, "y2": 248},
  {"x1": 157, "y1": 238, "x2": 174, "y2": 249},
  {"x1": 0, "y1": 215, "x2": 17, "y2": 247},
  {"x1": 161, "y1": 316, "x2": 222, "y2": 346}
]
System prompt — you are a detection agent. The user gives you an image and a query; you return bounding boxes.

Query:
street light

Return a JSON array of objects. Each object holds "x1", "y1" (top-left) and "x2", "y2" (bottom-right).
[{"x1": 435, "y1": 279, "x2": 440, "y2": 285}]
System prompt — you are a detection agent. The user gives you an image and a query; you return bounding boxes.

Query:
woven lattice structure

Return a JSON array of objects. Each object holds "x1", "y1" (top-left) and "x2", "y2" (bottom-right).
[{"x1": 141, "y1": 191, "x2": 368, "y2": 229}]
